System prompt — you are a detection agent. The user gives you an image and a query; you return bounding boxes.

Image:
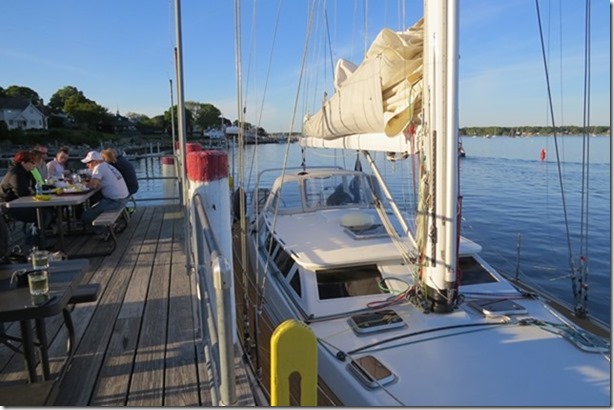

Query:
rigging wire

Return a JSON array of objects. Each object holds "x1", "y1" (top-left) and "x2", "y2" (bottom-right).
[
  {"x1": 534, "y1": 0, "x2": 594, "y2": 317},
  {"x1": 257, "y1": 0, "x2": 318, "y2": 306},
  {"x1": 246, "y1": 0, "x2": 284, "y2": 192},
  {"x1": 576, "y1": 0, "x2": 592, "y2": 317},
  {"x1": 533, "y1": 0, "x2": 579, "y2": 307}
]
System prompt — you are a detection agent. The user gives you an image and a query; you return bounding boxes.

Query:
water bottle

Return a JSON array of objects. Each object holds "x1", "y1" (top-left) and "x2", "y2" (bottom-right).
[{"x1": 35, "y1": 182, "x2": 43, "y2": 196}]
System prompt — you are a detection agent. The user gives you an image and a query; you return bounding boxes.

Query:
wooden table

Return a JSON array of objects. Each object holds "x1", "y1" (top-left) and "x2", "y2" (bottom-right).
[
  {"x1": 4, "y1": 188, "x2": 100, "y2": 253},
  {"x1": 0, "y1": 259, "x2": 89, "y2": 383}
]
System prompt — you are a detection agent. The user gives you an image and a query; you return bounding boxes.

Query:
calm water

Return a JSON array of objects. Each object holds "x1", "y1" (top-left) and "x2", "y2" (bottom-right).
[
  {"x1": 111, "y1": 135, "x2": 612, "y2": 325},
  {"x1": 459, "y1": 136, "x2": 610, "y2": 325}
]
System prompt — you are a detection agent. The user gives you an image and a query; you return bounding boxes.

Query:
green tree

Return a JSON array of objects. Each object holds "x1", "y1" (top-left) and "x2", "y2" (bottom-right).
[
  {"x1": 185, "y1": 101, "x2": 223, "y2": 131},
  {"x1": 232, "y1": 119, "x2": 254, "y2": 130},
  {"x1": 125, "y1": 112, "x2": 150, "y2": 123},
  {"x1": 49, "y1": 86, "x2": 85, "y2": 113},
  {"x1": 50, "y1": 86, "x2": 111, "y2": 130},
  {"x1": 165, "y1": 105, "x2": 193, "y2": 134},
  {"x1": 4, "y1": 85, "x2": 43, "y2": 105}
]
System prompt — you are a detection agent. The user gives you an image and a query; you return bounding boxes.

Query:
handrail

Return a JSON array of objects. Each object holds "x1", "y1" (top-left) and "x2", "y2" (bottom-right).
[{"x1": 192, "y1": 192, "x2": 237, "y2": 406}]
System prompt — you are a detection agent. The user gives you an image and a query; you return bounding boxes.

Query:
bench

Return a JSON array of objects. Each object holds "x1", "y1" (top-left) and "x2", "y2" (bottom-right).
[
  {"x1": 89, "y1": 207, "x2": 130, "y2": 256},
  {"x1": 68, "y1": 283, "x2": 101, "y2": 305}
]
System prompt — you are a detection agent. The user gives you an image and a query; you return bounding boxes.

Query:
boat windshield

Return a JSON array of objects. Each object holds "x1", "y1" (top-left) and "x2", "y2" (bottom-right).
[{"x1": 269, "y1": 172, "x2": 378, "y2": 212}]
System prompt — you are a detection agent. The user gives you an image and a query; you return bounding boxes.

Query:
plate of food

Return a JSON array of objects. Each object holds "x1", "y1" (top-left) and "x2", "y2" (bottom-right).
[
  {"x1": 59, "y1": 186, "x2": 90, "y2": 195},
  {"x1": 33, "y1": 194, "x2": 52, "y2": 201}
]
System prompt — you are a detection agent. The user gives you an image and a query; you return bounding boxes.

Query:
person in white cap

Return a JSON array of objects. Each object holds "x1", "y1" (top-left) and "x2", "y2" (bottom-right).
[{"x1": 80, "y1": 150, "x2": 129, "y2": 240}]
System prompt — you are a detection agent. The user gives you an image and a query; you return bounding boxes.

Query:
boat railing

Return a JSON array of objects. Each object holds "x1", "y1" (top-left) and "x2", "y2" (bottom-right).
[{"x1": 191, "y1": 192, "x2": 237, "y2": 406}]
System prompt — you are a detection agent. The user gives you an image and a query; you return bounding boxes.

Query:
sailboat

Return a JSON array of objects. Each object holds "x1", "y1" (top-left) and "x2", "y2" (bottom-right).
[{"x1": 233, "y1": 0, "x2": 610, "y2": 406}]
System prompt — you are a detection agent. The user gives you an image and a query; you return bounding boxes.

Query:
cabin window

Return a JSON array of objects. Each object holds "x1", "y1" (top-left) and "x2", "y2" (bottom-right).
[
  {"x1": 259, "y1": 229, "x2": 272, "y2": 251},
  {"x1": 289, "y1": 270, "x2": 302, "y2": 297},
  {"x1": 274, "y1": 248, "x2": 295, "y2": 277},
  {"x1": 273, "y1": 181, "x2": 302, "y2": 210},
  {"x1": 304, "y1": 175, "x2": 354, "y2": 208},
  {"x1": 458, "y1": 257, "x2": 497, "y2": 285},
  {"x1": 316, "y1": 264, "x2": 388, "y2": 300},
  {"x1": 259, "y1": 230, "x2": 279, "y2": 257}
]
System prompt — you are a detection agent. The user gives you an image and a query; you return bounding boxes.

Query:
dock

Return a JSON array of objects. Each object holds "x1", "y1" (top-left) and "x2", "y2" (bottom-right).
[{"x1": 0, "y1": 204, "x2": 255, "y2": 406}]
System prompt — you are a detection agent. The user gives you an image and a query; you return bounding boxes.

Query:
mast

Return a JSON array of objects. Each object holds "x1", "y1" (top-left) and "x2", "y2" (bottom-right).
[
  {"x1": 421, "y1": 0, "x2": 459, "y2": 312},
  {"x1": 173, "y1": 0, "x2": 193, "y2": 277}
]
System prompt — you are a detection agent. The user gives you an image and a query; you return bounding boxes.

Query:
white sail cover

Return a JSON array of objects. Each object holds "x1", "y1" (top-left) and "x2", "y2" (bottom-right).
[{"x1": 303, "y1": 19, "x2": 423, "y2": 140}]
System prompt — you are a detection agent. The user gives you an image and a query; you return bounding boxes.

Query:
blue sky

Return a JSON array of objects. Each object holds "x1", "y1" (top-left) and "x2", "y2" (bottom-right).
[{"x1": 1, "y1": 0, "x2": 610, "y2": 132}]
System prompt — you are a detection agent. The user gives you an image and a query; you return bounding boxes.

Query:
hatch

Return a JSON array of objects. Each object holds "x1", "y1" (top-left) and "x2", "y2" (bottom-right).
[
  {"x1": 348, "y1": 309, "x2": 405, "y2": 334},
  {"x1": 348, "y1": 355, "x2": 396, "y2": 389},
  {"x1": 467, "y1": 298, "x2": 528, "y2": 316}
]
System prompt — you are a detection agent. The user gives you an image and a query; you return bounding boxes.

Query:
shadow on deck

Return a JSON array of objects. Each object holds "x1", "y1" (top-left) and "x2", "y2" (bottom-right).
[{"x1": 0, "y1": 205, "x2": 255, "y2": 406}]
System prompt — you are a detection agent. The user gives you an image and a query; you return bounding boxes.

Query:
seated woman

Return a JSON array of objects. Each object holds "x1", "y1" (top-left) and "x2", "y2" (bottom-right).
[{"x1": 0, "y1": 151, "x2": 53, "y2": 248}]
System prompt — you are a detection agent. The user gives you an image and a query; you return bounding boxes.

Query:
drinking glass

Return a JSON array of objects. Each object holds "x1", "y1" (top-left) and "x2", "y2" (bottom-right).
[
  {"x1": 28, "y1": 270, "x2": 49, "y2": 296},
  {"x1": 31, "y1": 249, "x2": 49, "y2": 271}
]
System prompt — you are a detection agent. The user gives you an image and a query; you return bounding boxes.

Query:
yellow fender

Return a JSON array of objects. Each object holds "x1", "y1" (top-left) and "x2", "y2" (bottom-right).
[{"x1": 270, "y1": 319, "x2": 317, "y2": 406}]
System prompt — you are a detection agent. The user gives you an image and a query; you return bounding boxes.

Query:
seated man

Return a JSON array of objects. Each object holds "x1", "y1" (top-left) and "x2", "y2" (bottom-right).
[
  {"x1": 101, "y1": 148, "x2": 139, "y2": 195},
  {"x1": 80, "y1": 151, "x2": 129, "y2": 240}
]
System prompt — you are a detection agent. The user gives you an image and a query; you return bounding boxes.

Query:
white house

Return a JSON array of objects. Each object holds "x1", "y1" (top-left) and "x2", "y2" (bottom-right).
[{"x1": 0, "y1": 97, "x2": 47, "y2": 130}]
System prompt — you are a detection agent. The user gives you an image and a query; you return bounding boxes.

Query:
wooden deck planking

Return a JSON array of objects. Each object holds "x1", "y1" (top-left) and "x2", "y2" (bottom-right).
[
  {"x1": 0, "y1": 206, "x2": 254, "y2": 406},
  {"x1": 164, "y1": 209, "x2": 204, "y2": 406},
  {"x1": 125, "y1": 207, "x2": 173, "y2": 407},
  {"x1": 56, "y1": 206, "x2": 156, "y2": 406},
  {"x1": 88, "y1": 206, "x2": 165, "y2": 406},
  {"x1": 0, "y1": 204, "x2": 255, "y2": 406}
]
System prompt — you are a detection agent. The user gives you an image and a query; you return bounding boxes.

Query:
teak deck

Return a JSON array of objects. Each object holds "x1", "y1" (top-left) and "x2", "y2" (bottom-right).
[{"x1": 0, "y1": 205, "x2": 255, "y2": 406}]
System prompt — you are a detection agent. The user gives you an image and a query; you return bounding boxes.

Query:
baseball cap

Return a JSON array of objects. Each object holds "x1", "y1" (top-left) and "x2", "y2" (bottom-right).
[{"x1": 81, "y1": 150, "x2": 103, "y2": 163}]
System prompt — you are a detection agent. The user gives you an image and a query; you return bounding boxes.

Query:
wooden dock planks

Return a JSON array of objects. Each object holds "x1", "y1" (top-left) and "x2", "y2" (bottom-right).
[{"x1": 0, "y1": 204, "x2": 255, "y2": 406}]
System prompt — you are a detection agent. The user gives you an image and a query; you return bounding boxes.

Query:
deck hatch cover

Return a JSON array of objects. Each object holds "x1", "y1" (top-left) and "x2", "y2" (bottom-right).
[
  {"x1": 348, "y1": 355, "x2": 396, "y2": 388},
  {"x1": 343, "y1": 224, "x2": 389, "y2": 240},
  {"x1": 467, "y1": 298, "x2": 528, "y2": 316},
  {"x1": 348, "y1": 309, "x2": 404, "y2": 334}
]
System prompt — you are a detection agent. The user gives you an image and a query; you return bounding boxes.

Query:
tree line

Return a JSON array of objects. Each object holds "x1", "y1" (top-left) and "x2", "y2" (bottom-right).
[
  {"x1": 0, "y1": 84, "x2": 268, "y2": 140},
  {"x1": 1, "y1": 84, "x2": 608, "y2": 143},
  {"x1": 460, "y1": 125, "x2": 609, "y2": 137}
]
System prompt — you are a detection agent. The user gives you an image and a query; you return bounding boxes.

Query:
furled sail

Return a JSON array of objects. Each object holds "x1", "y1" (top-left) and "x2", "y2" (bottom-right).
[{"x1": 303, "y1": 18, "x2": 423, "y2": 141}]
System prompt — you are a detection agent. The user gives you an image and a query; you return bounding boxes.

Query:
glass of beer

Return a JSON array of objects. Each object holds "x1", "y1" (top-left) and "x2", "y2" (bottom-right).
[
  {"x1": 28, "y1": 270, "x2": 49, "y2": 296},
  {"x1": 31, "y1": 249, "x2": 49, "y2": 271}
]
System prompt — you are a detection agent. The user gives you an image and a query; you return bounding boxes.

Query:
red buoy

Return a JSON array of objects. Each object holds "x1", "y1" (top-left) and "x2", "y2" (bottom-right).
[{"x1": 539, "y1": 148, "x2": 546, "y2": 161}]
